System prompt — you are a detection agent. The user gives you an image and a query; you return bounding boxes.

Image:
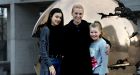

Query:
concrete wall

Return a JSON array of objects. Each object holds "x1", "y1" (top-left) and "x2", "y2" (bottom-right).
[
  {"x1": 7, "y1": 3, "x2": 44, "y2": 75},
  {"x1": 14, "y1": 4, "x2": 39, "y2": 75},
  {"x1": 0, "y1": 0, "x2": 54, "y2": 74},
  {"x1": 0, "y1": 0, "x2": 10, "y2": 5},
  {"x1": 120, "y1": 0, "x2": 140, "y2": 11},
  {"x1": 14, "y1": 0, "x2": 54, "y2": 3},
  {"x1": 137, "y1": 18, "x2": 140, "y2": 33},
  {"x1": 0, "y1": 0, "x2": 54, "y2": 4}
]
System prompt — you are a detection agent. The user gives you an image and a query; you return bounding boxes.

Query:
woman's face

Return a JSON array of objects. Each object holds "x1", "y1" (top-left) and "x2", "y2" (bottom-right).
[
  {"x1": 72, "y1": 8, "x2": 84, "y2": 25},
  {"x1": 51, "y1": 12, "x2": 62, "y2": 26},
  {"x1": 90, "y1": 27, "x2": 101, "y2": 41}
]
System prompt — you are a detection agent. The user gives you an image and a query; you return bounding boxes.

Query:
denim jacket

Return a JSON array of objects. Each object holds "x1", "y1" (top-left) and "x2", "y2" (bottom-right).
[{"x1": 39, "y1": 26, "x2": 52, "y2": 67}]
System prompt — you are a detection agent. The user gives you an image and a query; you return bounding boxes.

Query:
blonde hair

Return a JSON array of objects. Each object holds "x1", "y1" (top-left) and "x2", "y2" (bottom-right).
[
  {"x1": 72, "y1": 4, "x2": 84, "y2": 13},
  {"x1": 89, "y1": 21, "x2": 103, "y2": 38}
]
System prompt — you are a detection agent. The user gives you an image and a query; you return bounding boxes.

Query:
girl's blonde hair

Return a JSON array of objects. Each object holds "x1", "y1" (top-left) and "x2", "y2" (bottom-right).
[{"x1": 89, "y1": 21, "x2": 103, "y2": 38}]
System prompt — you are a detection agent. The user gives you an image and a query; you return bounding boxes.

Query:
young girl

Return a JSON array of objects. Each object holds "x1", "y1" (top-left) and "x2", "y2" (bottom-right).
[{"x1": 89, "y1": 21, "x2": 109, "y2": 75}]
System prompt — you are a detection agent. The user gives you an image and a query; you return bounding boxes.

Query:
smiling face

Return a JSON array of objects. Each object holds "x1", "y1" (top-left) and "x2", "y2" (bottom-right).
[
  {"x1": 89, "y1": 21, "x2": 102, "y2": 41},
  {"x1": 71, "y1": 4, "x2": 84, "y2": 25},
  {"x1": 90, "y1": 27, "x2": 101, "y2": 41},
  {"x1": 51, "y1": 12, "x2": 62, "y2": 26}
]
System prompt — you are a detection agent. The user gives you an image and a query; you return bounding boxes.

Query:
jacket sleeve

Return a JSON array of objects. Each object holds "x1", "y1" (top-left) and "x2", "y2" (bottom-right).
[
  {"x1": 39, "y1": 27, "x2": 52, "y2": 67},
  {"x1": 99, "y1": 40, "x2": 108, "y2": 74}
]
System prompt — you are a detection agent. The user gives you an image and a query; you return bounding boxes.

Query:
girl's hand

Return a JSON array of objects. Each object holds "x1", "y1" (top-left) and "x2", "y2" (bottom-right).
[{"x1": 49, "y1": 65, "x2": 56, "y2": 75}]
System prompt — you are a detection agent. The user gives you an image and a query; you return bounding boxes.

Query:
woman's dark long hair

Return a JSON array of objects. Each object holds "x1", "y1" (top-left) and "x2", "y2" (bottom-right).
[
  {"x1": 33, "y1": 8, "x2": 64, "y2": 38},
  {"x1": 45, "y1": 8, "x2": 64, "y2": 27}
]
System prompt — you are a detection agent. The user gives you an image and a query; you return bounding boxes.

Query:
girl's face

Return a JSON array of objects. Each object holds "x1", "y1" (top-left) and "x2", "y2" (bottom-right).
[
  {"x1": 51, "y1": 12, "x2": 62, "y2": 26},
  {"x1": 90, "y1": 27, "x2": 101, "y2": 41}
]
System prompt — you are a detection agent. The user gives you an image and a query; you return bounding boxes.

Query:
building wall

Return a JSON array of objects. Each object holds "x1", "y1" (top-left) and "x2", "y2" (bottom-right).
[
  {"x1": 13, "y1": 4, "x2": 39, "y2": 75},
  {"x1": 0, "y1": 0, "x2": 10, "y2": 5},
  {"x1": 137, "y1": 18, "x2": 140, "y2": 33},
  {"x1": 6, "y1": 4, "x2": 40, "y2": 75},
  {"x1": 120, "y1": 0, "x2": 140, "y2": 11},
  {"x1": 5, "y1": 1, "x2": 55, "y2": 75},
  {"x1": 0, "y1": 0, "x2": 54, "y2": 5}
]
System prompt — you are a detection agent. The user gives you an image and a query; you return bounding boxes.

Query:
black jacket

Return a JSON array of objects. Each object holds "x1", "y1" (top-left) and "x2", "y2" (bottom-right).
[{"x1": 62, "y1": 20, "x2": 93, "y2": 75}]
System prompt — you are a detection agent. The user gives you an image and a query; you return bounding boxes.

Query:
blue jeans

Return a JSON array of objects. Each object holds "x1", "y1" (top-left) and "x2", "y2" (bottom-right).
[
  {"x1": 50, "y1": 58, "x2": 61, "y2": 75},
  {"x1": 40, "y1": 62, "x2": 49, "y2": 75},
  {"x1": 40, "y1": 58, "x2": 61, "y2": 75}
]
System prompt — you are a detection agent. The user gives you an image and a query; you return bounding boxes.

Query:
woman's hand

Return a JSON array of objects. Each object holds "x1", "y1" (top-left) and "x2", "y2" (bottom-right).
[
  {"x1": 49, "y1": 65, "x2": 56, "y2": 75},
  {"x1": 105, "y1": 44, "x2": 111, "y2": 55}
]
